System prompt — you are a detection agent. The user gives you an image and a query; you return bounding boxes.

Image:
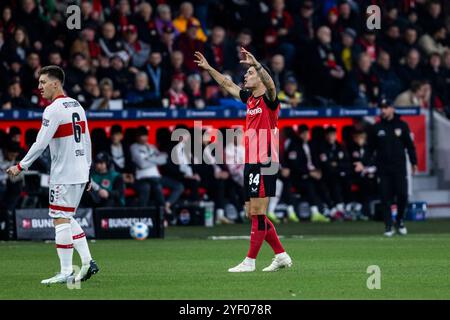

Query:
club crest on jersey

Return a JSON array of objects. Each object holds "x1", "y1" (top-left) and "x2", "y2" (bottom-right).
[
  {"x1": 395, "y1": 128, "x2": 402, "y2": 137},
  {"x1": 247, "y1": 107, "x2": 262, "y2": 116},
  {"x1": 352, "y1": 151, "x2": 360, "y2": 158},
  {"x1": 320, "y1": 153, "x2": 327, "y2": 162},
  {"x1": 377, "y1": 129, "x2": 386, "y2": 136},
  {"x1": 42, "y1": 118, "x2": 50, "y2": 127},
  {"x1": 288, "y1": 151, "x2": 297, "y2": 160}
]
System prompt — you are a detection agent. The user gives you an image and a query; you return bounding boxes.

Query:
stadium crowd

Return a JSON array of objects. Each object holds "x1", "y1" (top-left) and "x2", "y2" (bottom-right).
[
  {"x1": 0, "y1": 0, "x2": 448, "y2": 224},
  {"x1": 0, "y1": 0, "x2": 449, "y2": 111}
]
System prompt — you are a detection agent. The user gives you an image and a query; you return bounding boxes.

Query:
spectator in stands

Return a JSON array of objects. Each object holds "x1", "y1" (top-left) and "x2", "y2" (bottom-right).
[
  {"x1": 281, "y1": 125, "x2": 329, "y2": 222},
  {"x1": 193, "y1": 129, "x2": 233, "y2": 224},
  {"x1": 159, "y1": 26, "x2": 176, "y2": 62},
  {"x1": 165, "y1": 74, "x2": 189, "y2": 108},
  {"x1": 168, "y1": 51, "x2": 189, "y2": 81},
  {"x1": 318, "y1": 126, "x2": 352, "y2": 220},
  {"x1": 64, "y1": 53, "x2": 91, "y2": 97},
  {"x1": 131, "y1": 126, "x2": 183, "y2": 215},
  {"x1": 21, "y1": 52, "x2": 41, "y2": 94},
  {"x1": 269, "y1": 54, "x2": 289, "y2": 92},
  {"x1": 47, "y1": 50, "x2": 65, "y2": 68},
  {"x1": 144, "y1": 51, "x2": 170, "y2": 99},
  {"x1": 90, "y1": 78, "x2": 123, "y2": 110},
  {"x1": 336, "y1": 0, "x2": 360, "y2": 33},
  {"x1": 306, "y1": 26, "x2": 345, "y2": 106},
  {"x1": 78, "y1": 75, "x2": 100, "y2": 108},
  {"x1": 160, "y1": 125, "x2": 200, "y2": 202},
  {"x1": 278, "y1": 74, "x2": 303, "y2": 108},
  {"x1": 399, "y1": 26, "x2": 420, "y2": 66},
  {"x1": 122, "y1": 24, "x2": 151, "y2": 68},
  {"x1": 335, "y1": 28, "x2": 361, "y2": 73},
  {"x1": 358, "y1": 29, "x2": 379, "y2": 63},
  {"x1": 397, "y1": 48, "x2": 424, "y2": 91},
  {"x1": 15, "y1": 0, "x2": 46, "y2": 52},
  {"x1": 349, "y1": 129, "x2": 377, "y2": 218},
  {"x1": 97, "y1": 54, "x2": 134, "y2": 98},
  {"x1": 89, "y1": 152, "x2": 125, "y2": 207},
  {"x1": 132, "y1": 2, "x2": 158, "y2": 46},
  {"x1": 425, "y1": 52, "x2": 447, "y2": 107},
  {"x1": 394, "y1": 80, "x2": 428, "y2": 107},
  {"x1": 263, "y1": 0, "x2": 295, "y2": 65},
  {"x1": 108, "y1": 124, "x2": 133, "y2": 179},
  {"x1": 175, "y1": 19, "x2": 205, "y2": 73},
  {"x1": 70, "y1": 26, "x2": 101, "y2": 68},
  {"x1": 185, "y1": 73, "x2": 205, "y2": 109},
  {"x1": 419, "y1": 0, "x2": 445, "y2": 35},
  {"x1": 380, "y1": 23, "x2": 404, "y2": 67},
  {"x1": 125, "y1": 72, "x2": 157, "y2": 108},
  {"x1": 418, "y1": 23, "x2": 449, "y2": 56},
  {"x1": 0, "y1": 141, "x2": 24, "y2": 211},
  {"x1": 1, "y1": 25, "x2": 30, "y2": 64},
  {"x1": 373, "y1": 51, "x2": 402, "y2": 102},
  {"x1": 155, "y1": 4, "x2": 179, "y2": 38},
  {"x1": 0, "y1": 6, "x2": 15, "y2": 40},
  {"x1": 204, "y1": 26, "x2": 237, "y2": 73},
  {"x1": 80, "y1": 0, "x2": 100, "y2": 30},
  {"x1": 292, "y1": 0, "x2": 319, "y2": 47},
  {"x1": 173, "y1": 2, "x2": 207, "y2": 42},
  {"x1": 111, "y1": 0, "x2": 133, "y2": 31},
  {"x1": 7, "y1": 126, "x2": 22, "y2": 145},
  {"x1": 99, "y1": 21, "x2": 128, "y2": 61},
  {"x1": 442, "y1": 51, "x2": 450, "y2": 107},
  {"x1": 345, "y1": 52, "x2": 379, "y2": 107},
  {"x1": 1, "y1": 80, "x2": 33, "y2": 109}
]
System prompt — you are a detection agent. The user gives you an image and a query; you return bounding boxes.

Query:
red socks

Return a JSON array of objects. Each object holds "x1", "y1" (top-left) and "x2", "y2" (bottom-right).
[
  {"x1": 265, "y1": 217, "x2": 285, "y2": 254},
  {"x1": 247, "y1": 215, "x2": 285, "y2": 259}
]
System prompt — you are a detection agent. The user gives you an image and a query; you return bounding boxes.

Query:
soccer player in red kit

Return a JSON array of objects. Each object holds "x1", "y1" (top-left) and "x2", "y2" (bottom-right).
[{"x1": 195, "y1": 48, "x2": 293, "y2": 272}]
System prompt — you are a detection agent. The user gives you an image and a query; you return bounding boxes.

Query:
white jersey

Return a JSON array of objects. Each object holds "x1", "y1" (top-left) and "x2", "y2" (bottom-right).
[{"x1": 19, "y1": 96, "x2": 92, "y2": 185}]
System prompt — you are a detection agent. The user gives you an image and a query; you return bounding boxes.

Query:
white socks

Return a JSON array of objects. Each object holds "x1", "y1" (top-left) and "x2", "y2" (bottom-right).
[
  {"x1": 70, "y1": 218, "x2": 92, "y2": 266},
  {"x1": 311, "y1": 206, "x2": 320, "y2": 215},
  {"x1": 55, "y1": 223, "x2": 73, "y2": 275}
]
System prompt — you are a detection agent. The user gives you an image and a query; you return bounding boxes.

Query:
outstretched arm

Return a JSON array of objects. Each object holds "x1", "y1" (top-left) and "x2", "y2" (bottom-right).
[
  {"x1": 239, "y1": 47, "x2": 277, "y2": 101},
  {"x1": 194, "y1": 51, "x2": 241, "y2": 99}
]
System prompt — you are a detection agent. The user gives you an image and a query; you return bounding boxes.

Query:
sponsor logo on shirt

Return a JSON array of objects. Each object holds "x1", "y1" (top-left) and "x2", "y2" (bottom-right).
[{"x1": 247, "y1": 107, "x2": 262, "y2": 116}]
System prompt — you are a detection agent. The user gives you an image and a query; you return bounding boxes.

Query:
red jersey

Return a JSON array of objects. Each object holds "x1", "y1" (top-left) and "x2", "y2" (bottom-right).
[{"x1": 240, "y1": 90, "x2": 280, "y2": 164}]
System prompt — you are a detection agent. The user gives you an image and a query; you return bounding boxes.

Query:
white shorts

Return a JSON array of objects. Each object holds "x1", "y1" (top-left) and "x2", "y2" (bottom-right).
[{"x1": 49, "y1": 183, "x2": 86, "y2": 219}]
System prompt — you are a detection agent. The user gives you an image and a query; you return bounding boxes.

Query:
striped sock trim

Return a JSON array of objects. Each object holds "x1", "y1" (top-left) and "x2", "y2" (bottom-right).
[
  {"x1": 56, "y1": 244, "x2": 74, "y2": 249},
  {"x1": 72, "y1": 232, "x2": 86, "y2": 240}
]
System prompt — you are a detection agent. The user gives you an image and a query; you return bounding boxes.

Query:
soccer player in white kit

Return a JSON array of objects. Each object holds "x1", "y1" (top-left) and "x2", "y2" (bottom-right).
[{"x1": 6, "y1": 66, "x2": 99, "y2": 284}]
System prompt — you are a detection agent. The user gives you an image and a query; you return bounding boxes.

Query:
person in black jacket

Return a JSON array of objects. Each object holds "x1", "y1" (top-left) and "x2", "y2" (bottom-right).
[
  {"x1": 318, "y1": 126, "x2": 352, "y2": 220},
  {"x1": 281, "y1": 125, "x2": 330, "y2": 222},
  {"x1": 348, "y1": 129, "x2": 378, "y2": 218},
  {"x1": 368, "y1": 99, "x2": 418, "y2": 236}
]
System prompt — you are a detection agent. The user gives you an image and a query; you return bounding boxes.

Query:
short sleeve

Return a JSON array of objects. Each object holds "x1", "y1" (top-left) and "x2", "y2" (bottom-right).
[
  {"x1": 239, "y1": 89, "x2": 251, "y2": 103},
  {"x1": 263, "y1": 94, "x2": 280, "y2": 110}
]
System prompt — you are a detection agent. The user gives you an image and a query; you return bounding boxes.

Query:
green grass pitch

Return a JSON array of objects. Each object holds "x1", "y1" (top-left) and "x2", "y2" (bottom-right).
[{"x1": 1, "y1": 220, "x2": 450, "y2": 300}]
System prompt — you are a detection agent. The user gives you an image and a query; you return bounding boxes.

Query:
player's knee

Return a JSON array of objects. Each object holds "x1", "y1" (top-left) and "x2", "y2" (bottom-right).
[{"x1": 53, "y1": 218, "x2": 70, "y2": 226}]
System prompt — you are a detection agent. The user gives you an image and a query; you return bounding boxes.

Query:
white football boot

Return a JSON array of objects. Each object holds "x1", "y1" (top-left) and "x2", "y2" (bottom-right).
[
  {"x1": 41, "y1": 272, "x2": 73, "y2": 285},
  {"x1": 262, "y1": 253, "x2": 293, "y2": 272},
  {"x1": 228, "y1": 258, "x2": 255, "y2": 272}
]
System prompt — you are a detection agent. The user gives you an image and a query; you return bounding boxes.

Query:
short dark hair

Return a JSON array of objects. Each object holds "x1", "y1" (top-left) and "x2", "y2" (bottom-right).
[{"x1": 39, "y1": 65, "x2": 65, "y2": 85}]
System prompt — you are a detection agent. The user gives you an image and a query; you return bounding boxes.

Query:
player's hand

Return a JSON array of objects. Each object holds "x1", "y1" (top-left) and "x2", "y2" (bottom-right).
[
  {"x1": 239, "y1": 47, "x2": 259, "y2": 67},
  {"x1": 86, "y1": 182, "x2": 92, "y2": 192},
  {"x1": 6, "y1": 165, "x2": 20, "y2": 177},
  {"x1": 412, "y1": 164, "x2": 418, "y2": 175},
  {"x1": 309, "y1": 170, "x2": 322, "y2": 180},
  {"x1": 194, "y1": 51, "x2": 211, "y2": 71}
]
